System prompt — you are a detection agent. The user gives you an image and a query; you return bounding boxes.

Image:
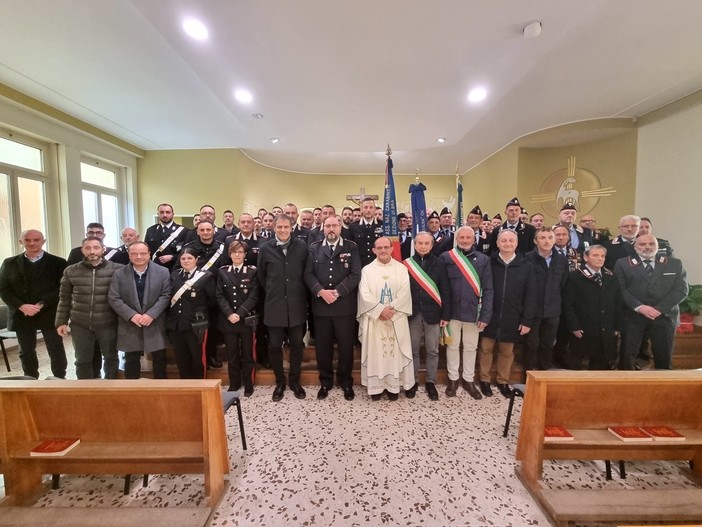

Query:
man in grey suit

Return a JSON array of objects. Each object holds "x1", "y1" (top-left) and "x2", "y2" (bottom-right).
[
  {"x1": 108, "y1": 241, "x2": 171, "y2": 379},
  {"x1": 615, "y1": 234, "x2": 688, "y2": 370}
]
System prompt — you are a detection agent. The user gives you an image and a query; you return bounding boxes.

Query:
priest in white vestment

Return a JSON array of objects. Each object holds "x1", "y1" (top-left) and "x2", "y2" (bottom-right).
[{"x1": 357, "y1": 237, "x2": 414, "y2": 399}]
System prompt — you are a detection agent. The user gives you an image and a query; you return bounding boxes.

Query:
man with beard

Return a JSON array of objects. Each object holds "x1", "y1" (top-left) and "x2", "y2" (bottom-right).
[
  {"x1": 605, "y1": 215, "x2": 640, "y2": 270},
  {"x1": 349, "y1": 197, "x2": 384, "y2": 266},
  {"x1": 615, "y1": 234, "x2": 687, "y2": 370},
  {"x1": 304, "y1": 216, "x2": 361, "y2": 401},
  {"x1": 56, "y1": 236, "x2": 123, "y2": 379},
  {"x1": 467, "y1": 205, "x2": 491, "y2": 253},
  {"x1": 145, "y1": 203, "x2": 189, "y2": 270}
]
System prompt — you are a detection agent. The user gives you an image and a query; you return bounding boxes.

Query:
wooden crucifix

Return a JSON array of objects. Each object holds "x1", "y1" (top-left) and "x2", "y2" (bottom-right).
[{"x1": 346, "y1": 187, "x2": 379, "y2": 206}]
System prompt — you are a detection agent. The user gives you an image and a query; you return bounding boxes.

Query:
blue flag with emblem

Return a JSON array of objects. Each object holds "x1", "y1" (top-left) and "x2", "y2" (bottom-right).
[{"x1": 409, "y1": 182, "x2": 427, "y2": 236}]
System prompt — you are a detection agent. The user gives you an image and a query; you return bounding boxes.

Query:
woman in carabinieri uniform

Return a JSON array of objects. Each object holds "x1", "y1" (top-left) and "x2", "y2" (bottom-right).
[
  {"x1": 216, "y1": 241, "x2": 259, "y2": 396},
  {"x1": 166, "y1": 247, "x2": 216, "y2": 379}
]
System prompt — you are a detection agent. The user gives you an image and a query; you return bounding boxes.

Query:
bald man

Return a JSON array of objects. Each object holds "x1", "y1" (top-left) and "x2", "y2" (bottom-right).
[{"x1": 0, "y1": 230, "x2": 68, "y2": 378}]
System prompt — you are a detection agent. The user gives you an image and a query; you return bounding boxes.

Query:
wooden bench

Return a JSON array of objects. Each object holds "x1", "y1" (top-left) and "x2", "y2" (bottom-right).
[
  {"x1": 515, "y1": 370, "x2": 702, "y2": 527},
  {"x1": 0, "y1": 379, "x2": 230, "y2": 508}
]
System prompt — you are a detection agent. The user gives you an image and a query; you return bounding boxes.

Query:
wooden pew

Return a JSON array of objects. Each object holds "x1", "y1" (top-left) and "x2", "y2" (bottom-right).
[
  {"x1": 515, "y1": 370, "x2": 702, "y2": 527},
  {"x1": 0, "y1": 379, "x2": 229, "y2": 508}
]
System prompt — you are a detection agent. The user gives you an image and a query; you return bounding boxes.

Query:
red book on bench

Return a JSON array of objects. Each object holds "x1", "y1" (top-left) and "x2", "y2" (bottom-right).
[
  {"x1": 30, "y1": 438, "x2": 80, "y2": 457},
  {"x1": 607, "y1": 426, "x2": 653, "y2": 442},
  {"x1": 544, "y1": 425, "x2": 574, "y2": 442},
  {"x1": 640, "y1": 426, "x2": 686, "y2": 441}
]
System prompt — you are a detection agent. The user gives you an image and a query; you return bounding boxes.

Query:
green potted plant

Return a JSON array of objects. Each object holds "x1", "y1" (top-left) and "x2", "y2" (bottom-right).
[{"x1": 679, "y1": 284, "x2": 702, "y2": 331}]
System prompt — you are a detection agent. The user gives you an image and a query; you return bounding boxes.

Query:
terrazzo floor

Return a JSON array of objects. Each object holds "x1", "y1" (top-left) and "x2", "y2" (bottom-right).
[{"x1": 1, "y1": 340, "x2": 699, "y2": 527}]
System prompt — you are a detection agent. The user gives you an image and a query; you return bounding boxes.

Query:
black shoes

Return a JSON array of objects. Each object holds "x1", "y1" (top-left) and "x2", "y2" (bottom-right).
[
  {"x1": 272, "y1": 383, "x2": 286, "y2": 402},
  {"x1": 464, "y1": 381, "x2": 483, "y2": 400},
  {"x1": 387, "y1": 391, "x2": 399, "y2": 401},
  {"x1": 479, "y1": 381, "x2": 494, "y2": 397},
  {"x1": 317, "y1": 386, "x2": 330, "y2": 400},
  {"x1": 371, "y1": 393, "x2": 382, "y2": 401},
  {"x1": 425, "y1": 382, "x2": 439, "y2": 401},
  {"x1": 207, "y1": 357, "x2": 223, "y2": 369},
  {"x1": 405, "y1": 383, "x2": 418, "y2": 399},
  {"x1": 497, "y1": 383, "x2": 512, "y2": 398},
  {"x1": 291, "y1": 384, "x2": 306, "y2": 400},
  {"x1": 244, "y1": 386, "x2": 254, "y2": 397},
  {"x1": 445, "y1": 380, "x2": 459, "y2": 397},
  {"x1": 343, "y1": 386, "x2": 355, "y2": 401}
]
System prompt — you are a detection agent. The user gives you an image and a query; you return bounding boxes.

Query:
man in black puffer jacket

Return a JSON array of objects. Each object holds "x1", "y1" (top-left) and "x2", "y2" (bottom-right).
[{"x1": 56, "y1": 237, "x2": 123, "y2": 379}]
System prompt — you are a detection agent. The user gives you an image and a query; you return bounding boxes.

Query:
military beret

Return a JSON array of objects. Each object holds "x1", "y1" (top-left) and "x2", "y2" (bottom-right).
[
  {"x1": 470, "y1": 205, "x2": 482, "y2": 216},
  {"x1": 482, "y1": 213, "x2": 490, "y2": 221},
  {"x1": 560, "y1": 203, "x2": 577, "y2": 211},
  {"x1": 427, "y1": 211, "x2": 440, "y2": 220},
  {"x1": 493, "y1": 213, "x2": 502, "y2": 220},
  {"x1": 397, "y1": 213, "x2": 407, "y2": 220},
  {"x1": 440, "y1": 207, "x2": 451, "y2": 216},
  {"x1": 506, "y1": 197, "x2": 521, "y2": 207}
]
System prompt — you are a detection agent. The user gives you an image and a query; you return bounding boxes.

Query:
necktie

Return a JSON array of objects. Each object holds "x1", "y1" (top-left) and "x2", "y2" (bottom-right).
[
  {"x1": 644, "y1": 260, "x2": 653, "y2": 274},
  {"x1": 559, "y1": 249, "x2": 566, "y2": 256},
  {"x1": 594, "y1": 272, "x2": 602, "y2": 286},
  {"x1": 235, "y1": 267, "x2": 240, "y2": 274},
  {"x1": 185, "y1": 272, "x2": 191, "y2": 280},
  {"x1": 328, "y1": 244, "x2": 335, "y2": 257}
]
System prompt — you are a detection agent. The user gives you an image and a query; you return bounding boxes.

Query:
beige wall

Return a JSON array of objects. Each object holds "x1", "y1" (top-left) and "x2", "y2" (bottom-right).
[
  {"x1": 462, "y1": 143, "x2": 519, "y2": 218},
  {"x1": 637, "y1": 92, "x2": 702, "y2": 283},
  {"x1": 138, "y1": 150, "x2": 460, "y2": 228},
  {"x1": 516, "y1": 131, "x2": 638, "y2": 233}
]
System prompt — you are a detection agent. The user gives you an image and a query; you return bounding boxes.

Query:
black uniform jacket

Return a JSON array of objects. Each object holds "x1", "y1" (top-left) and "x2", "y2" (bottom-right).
[
  {"x1": 0, "y1": 252, "x2": 67, "y2": 331},
  {"x1": 176, "y1": 239, "x2": 228, "y2": 275},
  {"x1": 348, "y1": 219, "x2": 383, "y2": 266},
  {"x1": 224, "y1": 232, "x2": 261, "y2": 267},
  {"x1": 604, "y1": 235, "x2": 637, "y2": 271},
  {"x1": 144, "y1": 222, "x2": 189, "y2": 268},
  {"x1": 166, "y1": 269, "x2": 216, "y2": 331},
  {"x1": 216, "y1": 265, "x2": 259, "y2": 333},
  {"x1": 489, "y1": 221, "x2": 536, "y2": 255},
  {"x1": 304, "y1": 239, "x2": 362, "y2": 318},
  {"x1": 406, "y1": 252, "x2": 451, "y2": 325},
  {"x1": 257, "y1": 237, "x2": 309, "y2": 327}
]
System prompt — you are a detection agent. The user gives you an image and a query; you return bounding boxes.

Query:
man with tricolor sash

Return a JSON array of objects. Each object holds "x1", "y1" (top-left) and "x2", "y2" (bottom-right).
[
  {"x1": 440, "y1": 226, "x2": 493, "y2": 400},
  {"x1": 404, "y1": 232, "x2": 451, "y2": 401}
]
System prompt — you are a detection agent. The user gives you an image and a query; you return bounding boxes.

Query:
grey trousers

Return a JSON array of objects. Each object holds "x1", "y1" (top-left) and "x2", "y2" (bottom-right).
[
  {"x1": 409, "y1": 312, "x2": 440, "y2": 384},
  {"x1": 70, "y1": 323, "x2": 118, "y2": 379}
]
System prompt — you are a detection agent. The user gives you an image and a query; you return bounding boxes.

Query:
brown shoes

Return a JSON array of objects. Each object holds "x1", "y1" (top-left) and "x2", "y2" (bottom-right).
[{"x1": 445, "y1": 380, "x2": 459, "y2": 397}]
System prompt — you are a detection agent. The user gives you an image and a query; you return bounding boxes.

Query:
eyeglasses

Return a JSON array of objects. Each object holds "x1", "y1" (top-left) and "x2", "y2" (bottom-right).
[{"x1": 86, "y1": 230, "x2": 104, "y2": 236}]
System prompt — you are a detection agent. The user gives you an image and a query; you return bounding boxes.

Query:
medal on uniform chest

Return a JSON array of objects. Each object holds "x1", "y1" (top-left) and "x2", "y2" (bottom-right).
[{"x1": 190, "y1": 291, "x2": 197, "y2": 298}]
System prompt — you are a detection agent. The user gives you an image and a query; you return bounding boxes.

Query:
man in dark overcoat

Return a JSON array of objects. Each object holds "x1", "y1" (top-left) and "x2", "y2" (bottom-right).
[{"x1": 257, "y1": 214, "x2": 309, "y2": 401}]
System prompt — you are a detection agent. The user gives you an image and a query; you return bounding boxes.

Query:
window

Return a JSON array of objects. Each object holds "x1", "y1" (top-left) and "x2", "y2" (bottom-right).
[
  {"x1": 0, "y1": 134, "x2": 49, "y2": 254},
  {"x1": 80, "y1": 160, "x2": 122, "y2": 247}
]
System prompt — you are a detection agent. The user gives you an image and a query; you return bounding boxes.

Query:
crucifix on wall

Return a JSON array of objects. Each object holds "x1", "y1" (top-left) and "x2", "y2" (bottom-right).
[{"x1": 346, "y1": 187, "x2": 379, "y2": 206}]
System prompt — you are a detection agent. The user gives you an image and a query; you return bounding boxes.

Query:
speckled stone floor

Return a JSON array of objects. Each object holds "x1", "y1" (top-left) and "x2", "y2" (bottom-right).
[{"x1": 2, "y1": 341, "x2": 699, "y2": 527}]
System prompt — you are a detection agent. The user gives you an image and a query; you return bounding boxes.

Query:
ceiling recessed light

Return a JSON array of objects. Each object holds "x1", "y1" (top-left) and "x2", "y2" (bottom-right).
[
  {"x1": 182, "y1": 19, "x2": 209, "y2": 41},
  {"x1": 270, "y1": 137, "x2": 280, "y2": 144},
  {"x1": 467, "y1": 87, "x2": 488, "y2": 104},
  {"x1": 252, "y1": 113, "x2": 264, "y2": 119},
  {"x1": 234, "y1": 89, "x2": 253, "y2": 104},
  {"x1": 437, "y1": 137, "x2": 446, "y2": 143}
]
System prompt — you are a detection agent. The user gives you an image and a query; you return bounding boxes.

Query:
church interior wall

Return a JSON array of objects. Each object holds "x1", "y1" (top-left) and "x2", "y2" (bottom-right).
[
  {"x1": 516, "y1": 130, "x2": 638, "y2": 233},
  {"x1": 636, "y1": 93, "x2": 702, "y2": 283}
]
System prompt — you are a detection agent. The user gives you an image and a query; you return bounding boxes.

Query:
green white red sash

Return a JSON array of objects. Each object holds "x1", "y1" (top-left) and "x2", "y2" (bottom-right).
[
  {"x1": 448, "y1": 248, "x2": 481, "y2": 297},
  {"x1": 403, "y1": 257, "x2": 441, "y2": 306}
]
